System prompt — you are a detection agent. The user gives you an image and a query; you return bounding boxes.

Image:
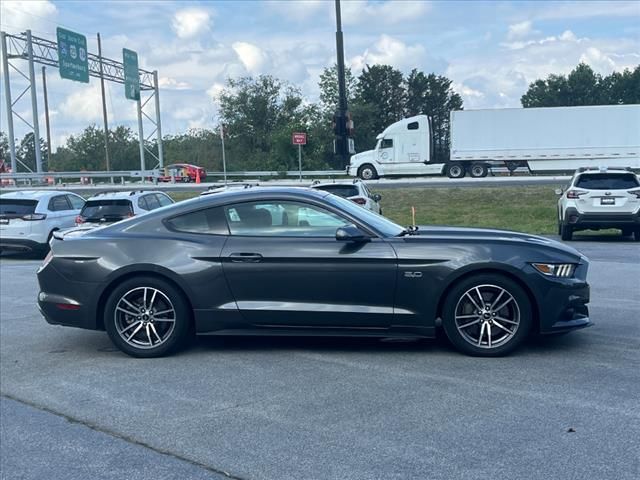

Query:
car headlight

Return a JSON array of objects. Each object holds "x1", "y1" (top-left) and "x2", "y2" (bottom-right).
[{"x1": 531, "y1": 263, "x2": 576, "y2": 278}]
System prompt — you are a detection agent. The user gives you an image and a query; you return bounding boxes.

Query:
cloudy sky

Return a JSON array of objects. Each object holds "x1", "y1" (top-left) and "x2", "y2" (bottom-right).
[{"x1": 1, "y1": 0, "x2": 639, "y2": 151}]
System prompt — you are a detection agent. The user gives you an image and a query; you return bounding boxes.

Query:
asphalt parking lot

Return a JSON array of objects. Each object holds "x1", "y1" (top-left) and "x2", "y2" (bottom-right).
[{"x1": 1, "y1": 236, "x2": 639, "y2": 480}]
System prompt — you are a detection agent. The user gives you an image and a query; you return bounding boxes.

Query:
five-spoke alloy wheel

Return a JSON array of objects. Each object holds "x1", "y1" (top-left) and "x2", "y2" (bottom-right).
[
  {"x1": 105, "y1": 276, "x2": 191, "y2": 357},
  {"x1": 442, "y1": 274, "x2": 532, "y2": 356}
]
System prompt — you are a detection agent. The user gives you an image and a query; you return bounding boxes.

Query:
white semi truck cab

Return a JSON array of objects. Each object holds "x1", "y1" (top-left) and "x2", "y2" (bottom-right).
[{"x1": 346, "y1": 115, "x2": 446, "y2": 180}]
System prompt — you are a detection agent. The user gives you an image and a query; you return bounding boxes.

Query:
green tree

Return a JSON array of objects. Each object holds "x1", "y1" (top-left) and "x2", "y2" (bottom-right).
[
  {"x1": 404, "y1": 69, "x2": 463, "y2": 162},
  {"x1": 318, "y1": 64, "x2": 356, "y2": 115},
  {"x1": 0, "y1": 132, "x2": 11, "y2": 169},
  {"x1": 17, "y1": 133, "x2": 48, "y2": 172}
]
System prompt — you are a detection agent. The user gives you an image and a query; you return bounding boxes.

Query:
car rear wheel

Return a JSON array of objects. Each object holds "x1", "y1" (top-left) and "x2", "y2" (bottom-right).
[
  {"x1": 442, "y1": 274, "x2": 532, "y2": 356},
  {"x1": 104, "y1": 276, "x2": 191, "y2": 358},
  {"x1": 357, "y1": 164, "x2": 378, "y2": 180},
  {"x1": 560, "y1": 224, "x2": 573, "y2": 241},
  {"x1": 633, "y1": 230, "x2": 640, "y2": 242}
]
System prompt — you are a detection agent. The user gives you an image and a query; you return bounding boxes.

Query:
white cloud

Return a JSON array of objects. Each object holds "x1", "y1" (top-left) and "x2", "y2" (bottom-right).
[
  {"x1": 158, "y1": 77, "x2": 191, "y2": 90},
  {"x1": 342, "y1": 1, "x2": 431, "y2": 26},
  {"x1": 0, "y1": 0, "x2": 58, "y2": 35},
  {"x1": 350, "y1": 35, "x2": 440, "y2": 73},
  {"x1": 264, "y1": 0, "x2": 329, "y2": 21},
  {"x1": 232, "y1": 42, "x2": 270, "y2": 74},
  {"x1": 533, "y1": 1, "x2": 640, "y2": 20},
  {"x1": 507, "y1": 21, "x2": 534, "y2": 39},
  {"x1": 579, "y1": 47, "x2": 616, "y2": 71},
  {"x1": 171, "y1": 8, "x2": 211, "y2": 39}
]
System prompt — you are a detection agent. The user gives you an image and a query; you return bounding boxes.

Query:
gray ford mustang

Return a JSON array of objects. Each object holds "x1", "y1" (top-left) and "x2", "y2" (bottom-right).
[{"x1": 37, "y1": 187, "x2": 591, "y2": 358}]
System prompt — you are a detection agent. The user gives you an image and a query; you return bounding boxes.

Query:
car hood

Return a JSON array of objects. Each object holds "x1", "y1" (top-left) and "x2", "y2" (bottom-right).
[{"x1": 412, "y1": 225, "x2": 585, "y2": 260}]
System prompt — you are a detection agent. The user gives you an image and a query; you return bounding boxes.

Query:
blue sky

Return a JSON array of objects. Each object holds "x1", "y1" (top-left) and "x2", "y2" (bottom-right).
[{"x1": 1, "y1": 0, "x2": 639, "y2": 151}]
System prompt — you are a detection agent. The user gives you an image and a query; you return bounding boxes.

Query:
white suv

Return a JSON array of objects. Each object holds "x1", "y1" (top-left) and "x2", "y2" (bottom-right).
[
  {"x1": 0, "y1": 190, "x2": 85, "y2": 254},
  {"x1": 311, "y1": 180, "x2": 383, "y2": 214},
  {"x1": 76, "y1": 190, "x2": 174, "y2": 227},
  {"x1": 556, "y1": 167, "x2": 640, "y2": 241}
]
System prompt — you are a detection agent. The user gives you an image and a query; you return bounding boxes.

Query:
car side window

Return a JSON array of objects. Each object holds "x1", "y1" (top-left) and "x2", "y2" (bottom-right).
[
  {"x1": 381, "y1": 138, "x2": 393, "y2": 149},
  {"x1": 166, "y1": 207, "x2": 229, "y2": 235},
  {"x1": 48, "y1": 195, "x2": 72, "y2": 211},
  {"x1": 144, "y1": 194, "x2": 160, "y2": 210},
  {"x1": 66, "y1": 195, "x2": 85, "y2": 210},
  {"x1": 137, "y1": 196, "x2": 149, "y2": 211},
  {"x1": 156, "y1": 193, "x2": 173, "y2": 207},
  {"x1": 225, "y1": 201, "x2": 350, "y2": 237}
]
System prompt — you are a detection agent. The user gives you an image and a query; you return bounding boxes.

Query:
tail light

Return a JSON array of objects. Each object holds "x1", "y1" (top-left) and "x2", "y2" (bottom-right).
[
  {"x1": 75, "y1": 215, "x2": 85, "y2": 224},
  {"x1": 351, "y1": 197, "x2": 367, "y2": 205},
  {"x1": 22, "y1": 213, "x2": 47, "y2": 221},
  {"x1": 629, "y1": 189, "x2": 640, "y2": 199},
  {"x1": 566, "y1": 190, "x2": 587, "y2": 199}
]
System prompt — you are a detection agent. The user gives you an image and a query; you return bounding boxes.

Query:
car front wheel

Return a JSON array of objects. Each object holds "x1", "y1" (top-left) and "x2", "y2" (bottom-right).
[
  {"x1": 442, "y1": 274, "x2": 532, "y2": 356},
  {"x1": 104, "y1": 276, "x2": 191, "y2": 358},
  {"x1": 560, "y1": 224, "x2": 573, "y2": 241}
]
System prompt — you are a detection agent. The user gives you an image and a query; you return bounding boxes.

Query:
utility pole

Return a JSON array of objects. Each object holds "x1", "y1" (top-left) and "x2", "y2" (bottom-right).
[
  {"x1": 220, "y1": 123, "x2": 227, "y2": 185},
  {"x1": 41, "y1": 67, "x2": 52, "y2": 168},
  {"x1": 1, "y1": 31, "x2": 18, "y2": 173},
  {"x1": 26, "y1": 30, "x2": 43, "y2": 173},
  {"x1": 334, "y1": 0, "x2": 350, "y2": 168},
  {"x1": 97, "y1": 33, "x2": 111, "y2": 171}
]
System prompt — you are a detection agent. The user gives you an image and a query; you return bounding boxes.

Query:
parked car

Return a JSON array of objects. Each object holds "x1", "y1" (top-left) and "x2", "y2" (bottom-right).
[
  {"x1": 157, "y1": 164, "x2": 207, "y2": 183},
  {"x1": 0, "y1": 190, "x2": 85, "y2": 254},
  {"x1": 556, "y1": 167, "x2": 640, "y2": 241},
  {"x1": 311, "y1": 180, "x2": 382, "y2": 214},
  {"x1": 75, "y1": 190, "x2": 174, "y2": 227},
  {"x1": 38, "y1": 187, "x2": 590, "y2": 358}
]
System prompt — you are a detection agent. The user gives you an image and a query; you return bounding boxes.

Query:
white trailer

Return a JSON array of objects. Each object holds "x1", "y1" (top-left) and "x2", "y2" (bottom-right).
[{"x1": 347, "y1": 104, "x2": 640, "y2": 179}]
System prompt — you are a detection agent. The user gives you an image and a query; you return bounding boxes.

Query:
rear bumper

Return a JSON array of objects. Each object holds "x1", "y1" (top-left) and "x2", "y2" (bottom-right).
[
  {"x1": 0, "y1": 238, "x2": 45, "y2": 253},
  {"x1": 563, "y1": 207, "x2": 640, "y2": 230}
]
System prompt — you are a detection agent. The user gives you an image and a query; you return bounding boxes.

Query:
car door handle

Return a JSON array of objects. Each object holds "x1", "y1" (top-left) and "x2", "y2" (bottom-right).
[{"x1": 229, "y1": 253, "x2": 263, "y2": 263}]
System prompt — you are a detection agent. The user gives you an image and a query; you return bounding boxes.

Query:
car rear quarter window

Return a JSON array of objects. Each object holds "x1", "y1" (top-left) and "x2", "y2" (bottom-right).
[
  {"x1": 48, "y1": 195, "x2": 72, "y2": 211},
  {"x1": 66, "y1": 195, "x2": 85, "y2": 209},
  {"x1": 315, "y1": 185, "x2": 359, "y2": 198},
  {"x1": 166, "y1": 207, "x2": 229, "y2": 235},
  {"x1": 576, "y1": 173, "x2": 640, "y2": 190},
  {"x1": 81, "y1": 199, "x2": 133, "y2": 219},
  {"x1": 0, "y1": 199, "x2": 38, "y2": 217},
  {"x1": 156, "y1": 193, "x2": 173, "y2": 207},
  {"x1": 143, "y1": 194, "x2": 160, "y2": 210}
]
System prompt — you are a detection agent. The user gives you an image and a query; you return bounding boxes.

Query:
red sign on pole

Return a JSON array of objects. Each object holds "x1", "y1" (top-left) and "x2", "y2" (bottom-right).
[{"x1": 292, "y1": 132, "x2": 307, "y2": 145}]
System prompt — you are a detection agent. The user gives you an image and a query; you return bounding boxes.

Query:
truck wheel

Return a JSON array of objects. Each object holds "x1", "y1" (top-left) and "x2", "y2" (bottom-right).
[
  {"x1": 446, "y1": 163, "x2": 466, "y2": 179},
  {"x1": 358, "y1": 164, "x2": 378, "y2": 180},
  {"x1": 560, "y1": 224, "x2": 573, "y2": 241},
  {"x1": 469, "y1": 163, "x2": 488, "y2": 178}
]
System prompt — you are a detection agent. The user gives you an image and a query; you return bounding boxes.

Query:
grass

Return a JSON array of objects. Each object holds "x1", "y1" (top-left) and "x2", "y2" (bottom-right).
[{"x1": 169, "y1": 185, "x2": 567, "y2": 235}]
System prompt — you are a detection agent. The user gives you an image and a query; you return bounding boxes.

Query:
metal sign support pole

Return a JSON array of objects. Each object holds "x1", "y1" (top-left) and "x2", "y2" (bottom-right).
[
  {"x1": 97, "y1": 33, "x2": 111, "y2": 171},
  {"x1": 1, "y1": 31, "x2": 17, "y2": 172},
  {"x1": 298, "y1": 144, "x2": 302, "y2": 182},
  {"x1": 153, "y1": 71, "x2": 164, "y2": 168},
  {"x1": 136, "y1": 98, "x2": 146, "y2": 176},
  {"x1": 26, "y1": 30, "x2": 43, "y2": 173},
  {"x1": 220, "y1": 125, "x2": 227, "y2": 185},
  {"x1": 41, "y1": 67, "x2": 52, "y2": 168}
]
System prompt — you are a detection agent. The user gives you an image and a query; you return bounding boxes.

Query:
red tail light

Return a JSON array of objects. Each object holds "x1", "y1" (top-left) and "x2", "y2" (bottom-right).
[
  {"x1": 75, "y1": 215, "x2": 85, "y2": 224},
  {"x1": 629, "y1": 189, "x2": 640, "y2": 199},
  {"x1": 22, "y1": 213, "x2": 47, "y2": 221},
  {"x1": 566, "y1": 190, "x2": 586, "y2": 199},
  {"x1": 351, "y1": 197, "x2": 367, "y2": 205}
]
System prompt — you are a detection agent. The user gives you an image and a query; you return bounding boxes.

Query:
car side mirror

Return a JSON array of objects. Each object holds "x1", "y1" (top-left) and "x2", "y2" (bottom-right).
[
  {"x1": 372, "y1": 193, "x2": 382, "y2": 202},
  {"x1": 336, "y1": 225, "x2": 370, "y2": 243},
  {"x1": 554, "y1": 188, "x2": 563, "y2": 195}
]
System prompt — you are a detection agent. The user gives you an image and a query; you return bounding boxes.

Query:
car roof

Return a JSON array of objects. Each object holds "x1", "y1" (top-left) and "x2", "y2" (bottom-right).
[
  {"x1": 0, "y1": 190, "x2": 78, "y2": 200},
  {"x1": 85, "y1": 190, "x2": 166, "y2": 200}
]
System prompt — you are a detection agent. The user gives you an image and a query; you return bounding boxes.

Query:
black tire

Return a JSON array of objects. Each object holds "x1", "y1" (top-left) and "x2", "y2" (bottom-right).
[
  {"x1": 560, "y1": 224, "x2": 573, "y2": 241},
  {"x1": 557, "y1": 221, "x2": 562, "y2": 236},
  {"x1": 633, "y1": 230, "x2": 640, "y2": 242},
  {"x1": 446, "y1": 163, "x2": 466, "y2": 179},
  {"x1": 441, "y1": 274, "x2": 533, "y2": 357},
  {"x1": 621, "y1": 228, "x2": 632, "y2": 237},
  {"x1": 469, "y1": 163, "x2": 488, "y2": 178},
  {"x1": 104, "y1": 276, "x2": 192, "y2": 358},
  {"x1": 357, "y1": 164, "x2": 378, "y2": 180}
]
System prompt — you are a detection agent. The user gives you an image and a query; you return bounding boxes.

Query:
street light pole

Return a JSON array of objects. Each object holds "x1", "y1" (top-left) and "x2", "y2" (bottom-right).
[{"x1": 334, "y1": 0, "x2": 350, "y2": 168}]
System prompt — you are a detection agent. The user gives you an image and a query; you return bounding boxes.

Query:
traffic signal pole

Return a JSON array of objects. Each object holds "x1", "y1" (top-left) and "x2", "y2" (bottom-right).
[{"x1": 334, "y1": 0, "x2": 350, "y2": 167}]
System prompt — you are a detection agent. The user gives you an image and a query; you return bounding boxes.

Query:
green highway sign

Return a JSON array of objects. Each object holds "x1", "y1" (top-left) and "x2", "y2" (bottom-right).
[
  {"x1": 123, "y1": 48, "x2": 140, "y2": 101},
  {"x1": 56, "y1": 27, "x2": 89, "y2": 83}
]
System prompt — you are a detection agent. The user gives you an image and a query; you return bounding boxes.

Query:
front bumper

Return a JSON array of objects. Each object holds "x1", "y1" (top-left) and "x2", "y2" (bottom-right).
[{"x1": 563, "y1": 207, "x2": 640, "y2": 230}]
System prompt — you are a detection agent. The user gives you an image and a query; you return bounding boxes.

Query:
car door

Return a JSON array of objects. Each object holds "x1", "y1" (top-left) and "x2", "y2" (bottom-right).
[
  {"x1": 220, "y1": 199, "x2": 398, "y2": 328},
  {"x1": 48, "y1": 195, "x2": 76, "y2": 229}
]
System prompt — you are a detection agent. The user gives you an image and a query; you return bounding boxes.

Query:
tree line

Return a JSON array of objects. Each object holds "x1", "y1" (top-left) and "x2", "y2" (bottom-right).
[{"x1": 1, "y1": 63, "x2": 638, "y2": 173}]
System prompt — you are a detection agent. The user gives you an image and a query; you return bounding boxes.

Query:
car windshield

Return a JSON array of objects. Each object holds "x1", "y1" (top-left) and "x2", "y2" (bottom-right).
[
  {"x1": 0, "y1": 199, "x2": 38, "y2": 218},
  {"x1": 576, "y1": 173, "x2": 639, "y2": 190},
  {"x1": 81, "y1": 199, "x2": 133, "y2": 220},
  {"x1": 323, "y1": 192, "x2": 404, "y2": 237},
  {"x1": 314, "y1": 185, "x2": 359, "y2": 198}
]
